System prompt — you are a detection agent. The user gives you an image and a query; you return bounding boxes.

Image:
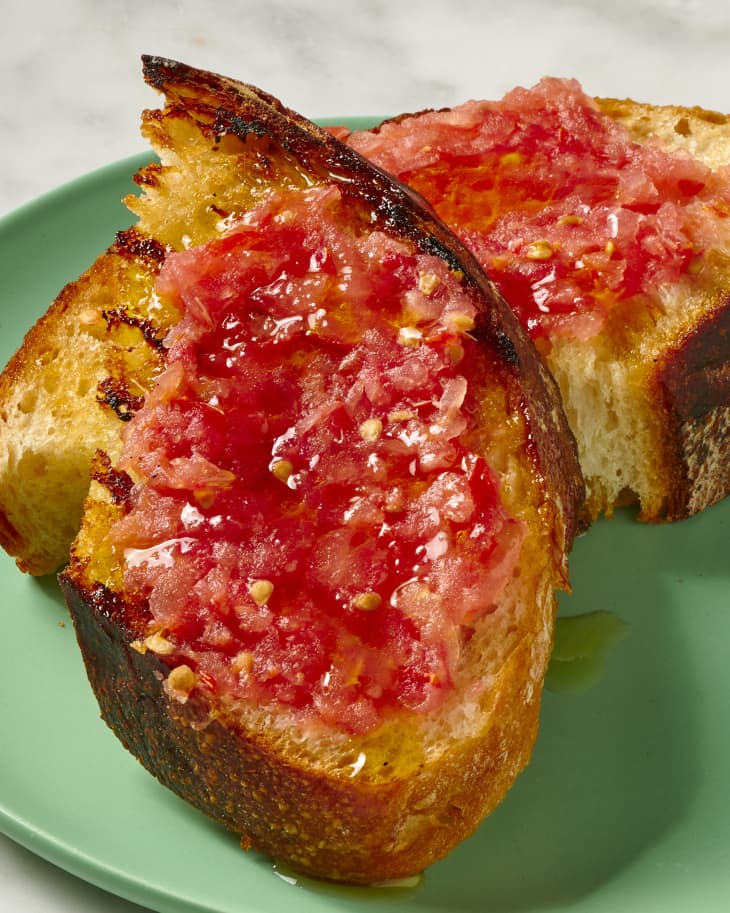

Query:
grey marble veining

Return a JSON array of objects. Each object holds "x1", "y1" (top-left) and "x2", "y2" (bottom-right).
[{"x1": 3, "y1": 0, "x2": 730, "y2": 216}]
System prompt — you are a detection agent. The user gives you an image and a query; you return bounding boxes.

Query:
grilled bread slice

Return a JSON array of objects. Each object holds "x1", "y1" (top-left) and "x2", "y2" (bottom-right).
[
  {"x1": 0, "y1": 226, "x2": 173, "y2": 574},
  {"x1": 55, "y1": 57, "x2": 582, "y2": 883},
  {"x1": 342, "y1": 80, "x2": 730, "y2": 523}
]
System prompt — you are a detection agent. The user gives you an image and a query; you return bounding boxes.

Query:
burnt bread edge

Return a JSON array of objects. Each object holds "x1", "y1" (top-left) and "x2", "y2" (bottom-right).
[
  {"x1": 59, "y1": 568, "x2": 545, "y2": 884},
  {"x1": 653, "y1": 291, "x2": 730, "y2": 519}
]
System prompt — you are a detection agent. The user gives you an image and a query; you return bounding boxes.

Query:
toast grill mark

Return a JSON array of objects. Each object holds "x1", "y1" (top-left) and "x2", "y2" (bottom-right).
[
  {"x1": 93, "y1": 304, "x2": 168, "y2": 421},
  {"x1": 96, "y1": 377, "x2": 144, "y2": 422},
  {"x1": 90, "y1": 450, "x2": 134, "y2": 508},
  {"x1": 114, "y1": 228, "x2": 167, "y2": 266},
  {"x1": 219, "y1": 115, "x2": 268, "y2": 140},
  {"x1": 132, "y1": 164, "x2": 164, "y2": 190},
  {"x1": 100, "y1": 307, "x2": 167, "y2": 352}
]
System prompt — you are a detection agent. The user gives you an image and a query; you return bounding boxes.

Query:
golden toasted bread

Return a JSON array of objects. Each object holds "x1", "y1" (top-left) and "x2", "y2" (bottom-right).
[
  {"x1": 52, "y1": 57, "x2": 581, "y2": 883},
  {"x1": 0, "y1": 231, "x2": 171, "y2": 574}
]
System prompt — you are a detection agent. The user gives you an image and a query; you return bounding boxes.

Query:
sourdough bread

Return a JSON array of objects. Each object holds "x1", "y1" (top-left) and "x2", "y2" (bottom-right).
[
  {"x1": 56, "y1": 57, "x2": 581, "y2": 883},
  {"x1": 343, "y1": 81, "x2": 730, "y2": 522}
]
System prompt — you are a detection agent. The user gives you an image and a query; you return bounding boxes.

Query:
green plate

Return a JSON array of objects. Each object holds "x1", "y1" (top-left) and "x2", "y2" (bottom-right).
[{"x1": 2, "y1": 135, "x2": 730, "y2": 913}]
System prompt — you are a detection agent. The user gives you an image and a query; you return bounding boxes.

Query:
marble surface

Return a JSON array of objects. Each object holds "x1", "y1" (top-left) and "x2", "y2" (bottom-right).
[
  {"x1": 2, "y1": 0, "x2": 730, "y2": 911},
  {"x1": 4, "y1": 0, "x2": 730, "y2": 219}
]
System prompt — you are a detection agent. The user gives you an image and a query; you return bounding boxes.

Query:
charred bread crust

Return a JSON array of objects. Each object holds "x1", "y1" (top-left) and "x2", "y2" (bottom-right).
[
  {"x1": 597, "y1": 97, "x2": 730, "y2": 520},
  {"x1": 652, "y1": 293, "x2": 730, "y2": 518},
  {"x1": 60, "y1": 569, "x2": 546, "y2": 883}
]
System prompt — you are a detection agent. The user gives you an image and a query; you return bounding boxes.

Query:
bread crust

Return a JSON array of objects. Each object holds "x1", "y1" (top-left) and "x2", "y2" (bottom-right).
[
  {"x1": 652, "y1": 292, "x2": 730, "y2": 518},
  {"x1": 56, "y1": 57, "x2": 582, "y2": 882},
  {"x1": 60, "y1": 568, "x2": 548, "y2": 883},
  {"x1": 596, "y1": 98, "x2": 730, "y2": 520}
]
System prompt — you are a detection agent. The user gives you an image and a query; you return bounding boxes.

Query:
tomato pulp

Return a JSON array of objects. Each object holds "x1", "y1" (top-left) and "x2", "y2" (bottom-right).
[
  {"x1": 346, "y1": 78, "x2": 730, "y2": 340},
  {"x1": 110, "y1": 186, "x2": 523, "y2": 734}
]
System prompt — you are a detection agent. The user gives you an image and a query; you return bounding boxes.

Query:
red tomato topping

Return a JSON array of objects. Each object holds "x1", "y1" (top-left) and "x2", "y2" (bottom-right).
[
  {"x1": 110, "y1": 186, "x2": 524, "y2": 734},
  {"x1": 345, "y1": 78, "x2": 730, "y2": 340}
]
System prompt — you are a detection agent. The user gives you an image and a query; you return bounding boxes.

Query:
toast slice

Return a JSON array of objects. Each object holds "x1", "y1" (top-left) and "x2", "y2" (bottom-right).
[
  {"x1": 54, "y1": 57, "x2": 582, "y2": 883},
  {"x1": 341, "y1": 79, "x2": 730, "y2": 523},
  {"x1": 0, "y1": 231, "x2": 172, "y2": 574}
]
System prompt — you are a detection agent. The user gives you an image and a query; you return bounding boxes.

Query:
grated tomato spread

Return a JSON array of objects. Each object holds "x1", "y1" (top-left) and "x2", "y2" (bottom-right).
[
  {"x1": 110, "y1": 186, "x2": 524, "y2": 734},
  {"x1": 344, "y1": 78, "x2": 730, "y2": 340}
]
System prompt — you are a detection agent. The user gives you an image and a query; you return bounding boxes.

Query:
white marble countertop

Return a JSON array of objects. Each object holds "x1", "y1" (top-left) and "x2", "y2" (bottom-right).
[
  {"x1": 5, "y1": 0, "x2": 730, "y2": 220},
  {"x1": 2, "y1": 1, "x2": 730, "y2": 911}
]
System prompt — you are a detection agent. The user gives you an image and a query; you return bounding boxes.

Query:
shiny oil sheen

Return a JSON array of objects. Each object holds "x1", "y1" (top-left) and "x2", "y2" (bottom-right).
[
  {"x1": 110, "y1": 183, "x2": 524, "y2": 734},
  {"x1": 348, "y1": 78, "x2": 730, "y2": 340}
]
